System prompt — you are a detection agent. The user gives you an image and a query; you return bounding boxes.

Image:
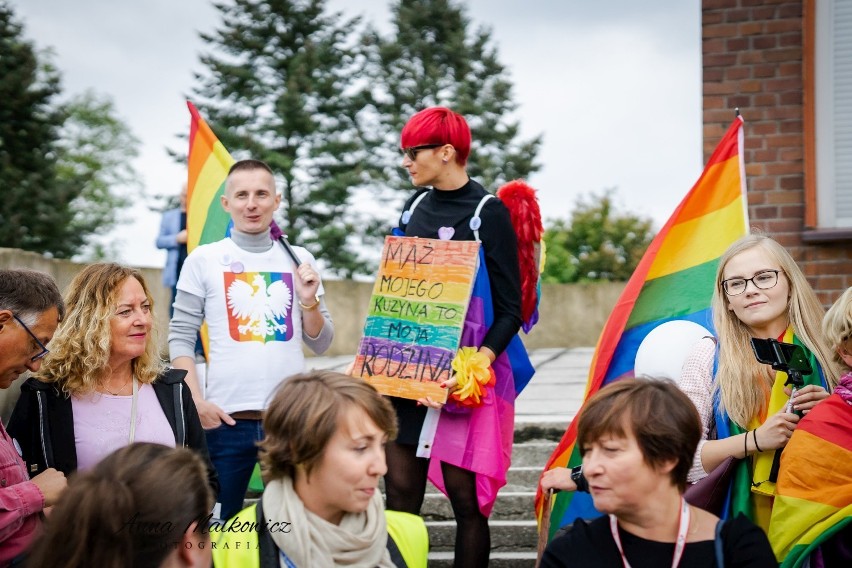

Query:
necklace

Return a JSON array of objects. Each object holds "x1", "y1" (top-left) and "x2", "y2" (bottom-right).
[{"x1": 103, "y1": 377, "x2": 130, "y2": 396}]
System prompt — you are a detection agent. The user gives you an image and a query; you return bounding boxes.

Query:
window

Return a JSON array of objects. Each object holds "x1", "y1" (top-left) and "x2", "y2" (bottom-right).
[{"x1": 810, "y1": 0, "x2": 852, "y2": 231}]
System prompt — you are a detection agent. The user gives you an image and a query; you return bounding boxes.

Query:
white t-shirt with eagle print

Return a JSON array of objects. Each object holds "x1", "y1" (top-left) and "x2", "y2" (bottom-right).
[{"x1": 177, "y1": 237, "x2": 324, "y2": 413}]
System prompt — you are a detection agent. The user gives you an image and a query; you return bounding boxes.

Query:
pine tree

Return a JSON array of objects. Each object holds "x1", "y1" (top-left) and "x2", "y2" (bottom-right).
[
  {"x1": 0, "y1": 3, "x2": 139, "y2": 259},
  {"x1": 0, "y1": 2, "x2": 71, "y2": 255},
  {"x1": 365, "y1": 0, "x2": 542, "y2": 192},
  {"x1": 190, "y1": 0, "x2": 375, "y2": 277}
]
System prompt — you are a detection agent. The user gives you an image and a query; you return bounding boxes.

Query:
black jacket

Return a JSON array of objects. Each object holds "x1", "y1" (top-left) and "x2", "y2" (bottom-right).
[{"x1": 7, "y1": 368, "x2": 219, "y2": 497}]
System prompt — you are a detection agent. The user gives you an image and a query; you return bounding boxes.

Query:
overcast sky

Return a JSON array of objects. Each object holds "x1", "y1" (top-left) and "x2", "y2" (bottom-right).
[{"x1": 10, "y1": 0, "x2": 703, "y2": 270}]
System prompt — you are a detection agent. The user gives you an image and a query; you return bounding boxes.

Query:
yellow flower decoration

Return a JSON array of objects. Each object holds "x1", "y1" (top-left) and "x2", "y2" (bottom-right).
[{"x1": 450, "y1": 347, "x2": 496, "y2": 407}]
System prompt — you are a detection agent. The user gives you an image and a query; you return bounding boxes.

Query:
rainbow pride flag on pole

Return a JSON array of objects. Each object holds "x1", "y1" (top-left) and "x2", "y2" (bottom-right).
[
  {"x1": 535, "y1": 117, "x2": 750, "y2": 536},
  {"x1": 186, "y1": 101, "x2": 235, "y2": 253},
  {"x1": 186, "y1": 102, "x2": 236, "y2": 356}
]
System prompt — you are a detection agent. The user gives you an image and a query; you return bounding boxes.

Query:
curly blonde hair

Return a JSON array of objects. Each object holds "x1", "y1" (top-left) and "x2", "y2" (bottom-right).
[
  {"x1": 822, "y1": 286, "x2": 852, "y2": 372},
  {"x1": 712, "y1": 235, "x2": 840, "y2": 427},
  {"x1": 37, "y1": 263, "x2": 164, "y2": 395}
]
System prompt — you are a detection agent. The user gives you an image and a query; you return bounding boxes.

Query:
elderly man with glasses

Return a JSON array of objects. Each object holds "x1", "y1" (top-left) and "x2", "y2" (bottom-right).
[{"x1": 0, "y1": 269, "x2": 67, "y2": 565}]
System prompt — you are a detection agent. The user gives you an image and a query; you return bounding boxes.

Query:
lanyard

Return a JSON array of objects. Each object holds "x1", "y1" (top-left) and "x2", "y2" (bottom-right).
[
  {"x1": 609, "y1": 497, "x2": 690, "y2": 568},
  {"x1": 128, "y1": 376, "x2": 139, "y2": 444},
  {"x1": 278, "y1": 550, "x2": 297, "y2": 568}
]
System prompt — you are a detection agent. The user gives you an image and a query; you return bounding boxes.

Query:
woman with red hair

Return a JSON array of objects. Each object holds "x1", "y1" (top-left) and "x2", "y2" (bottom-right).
[{"x1": 386, "y1": 106, "x2": 525, "y2": 567}]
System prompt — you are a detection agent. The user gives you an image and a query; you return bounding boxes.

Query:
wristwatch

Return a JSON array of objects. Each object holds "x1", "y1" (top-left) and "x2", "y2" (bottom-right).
[
  {"x1": 571, "y1": 465, "x2": 589, "y2": 493},
  {"x1": 298, "y1": 295, "x2": 320, "y2": 311}
]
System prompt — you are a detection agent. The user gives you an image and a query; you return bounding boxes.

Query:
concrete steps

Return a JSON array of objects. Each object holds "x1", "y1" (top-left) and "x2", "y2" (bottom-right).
[
  {"x1": 428, "y1": 519, "x2": 538, "y2": 551},
  {"x1": 428, "y1": 551, "x2": 538, "y2": 567},
  {"x1": 420, "y1": 432, "x2": 559, "y2": 567}
]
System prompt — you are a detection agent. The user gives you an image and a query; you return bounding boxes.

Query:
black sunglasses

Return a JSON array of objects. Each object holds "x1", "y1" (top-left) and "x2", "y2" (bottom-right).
[{"x1": 400, "y1": 144, "x2": 442, "y2": 161}]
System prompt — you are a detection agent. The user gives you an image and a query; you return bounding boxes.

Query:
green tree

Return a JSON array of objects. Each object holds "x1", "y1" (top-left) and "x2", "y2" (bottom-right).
[
  {"x1": 190, "y1": 0, "x2": 375, "y2": 277},
  {"x1": 56, "y1": 91, "x2": 141, "y2": 260},
  {"x1": 364, "y1": 0, "x2": 542, "y2": 191},
  {"x1": 542, "y1": 189, "x2": 654, "y2": 283},
  {"x1": 0, "y1": 3, "x2": 139, "y2": 259},
  {"x1": 0, "y1": 1, "x2": 69, "y2": 255}
]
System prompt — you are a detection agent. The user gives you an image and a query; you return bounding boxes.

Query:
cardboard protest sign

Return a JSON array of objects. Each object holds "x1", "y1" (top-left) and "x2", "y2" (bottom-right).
[{"x1": 354, "y1": 236, "x2": 480, "y2": 402}]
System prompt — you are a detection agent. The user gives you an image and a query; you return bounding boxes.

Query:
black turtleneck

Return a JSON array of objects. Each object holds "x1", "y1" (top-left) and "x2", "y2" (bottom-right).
[{"x1": 398, "y1": 178, "x2": 522, "y2": 356}]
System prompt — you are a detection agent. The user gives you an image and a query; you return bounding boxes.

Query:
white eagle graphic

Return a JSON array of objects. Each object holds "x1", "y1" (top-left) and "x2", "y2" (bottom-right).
[{"x1": 227, "y1": 274, "x2": 292, "y2": 338}]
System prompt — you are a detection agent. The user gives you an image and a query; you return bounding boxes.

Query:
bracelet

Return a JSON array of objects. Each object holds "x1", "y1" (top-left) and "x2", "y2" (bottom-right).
[
  {"x1": 298, "y1": 295, "x2": 320, "y2": 311},
  {"x1": 744, "y1": 430, "x2": 750, "y2": 458},
  {"x1": 753, "y1": 429, "x2": 763, "y2": 453}
]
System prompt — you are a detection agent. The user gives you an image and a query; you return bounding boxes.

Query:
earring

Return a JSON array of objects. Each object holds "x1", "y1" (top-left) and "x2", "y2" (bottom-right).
[{"x1": 442, "y1": 158, "x2": 449, "y2": 164}]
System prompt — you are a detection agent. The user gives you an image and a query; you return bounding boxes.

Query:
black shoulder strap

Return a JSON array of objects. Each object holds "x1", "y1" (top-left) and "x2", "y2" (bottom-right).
[
  {"x1": 153, "y1": 370, "x2": 187, "y2": 446},
  {"x1": 173, "y1": 382, "x2": 186, "y2": 447},
  {"x1": 386, "y1": 529, "x2": 406, "y2": 567},
  {"x1": 714, "y1": 519, "x2": 725, "y2": 568},
  {"x1": 255, "y1": 499, "x2": 280, "y2": 568}
]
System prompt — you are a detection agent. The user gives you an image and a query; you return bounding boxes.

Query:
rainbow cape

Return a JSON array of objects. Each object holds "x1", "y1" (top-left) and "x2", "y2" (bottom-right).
[
  {"x1": 427, "y1": 247, "x2": 533, "y2": 516},
  {"x1": 535, "y1": 117, "x2": 749, "y2": 537},
  {"x1": 768, "y1": 390, "x2": 852, "y2": 567},
  {"x1": 186, "y1": 101, "x2": 236, "y2": 253}
]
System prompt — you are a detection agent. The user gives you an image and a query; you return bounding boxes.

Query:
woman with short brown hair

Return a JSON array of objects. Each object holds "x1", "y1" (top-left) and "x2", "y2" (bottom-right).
[
  {"x1": 213, "y1": 370, "x2": 427, "y2": 568},
  {"x1": 541, "y1": 378, "x2": 775, "y2": 567}
]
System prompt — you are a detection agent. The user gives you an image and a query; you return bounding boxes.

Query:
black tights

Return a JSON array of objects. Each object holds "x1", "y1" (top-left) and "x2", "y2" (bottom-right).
[{"x1": 384, "y1": 441, "x2": 490, "y2": 568}]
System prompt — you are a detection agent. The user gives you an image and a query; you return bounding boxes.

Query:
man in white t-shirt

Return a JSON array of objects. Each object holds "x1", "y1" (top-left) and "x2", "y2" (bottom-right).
[{"x1": 168, "y1": 159, "x2": 334, "y2": 521}]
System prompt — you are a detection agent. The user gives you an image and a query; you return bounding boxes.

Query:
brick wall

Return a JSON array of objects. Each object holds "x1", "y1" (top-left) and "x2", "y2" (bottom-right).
[{"x1": 702, "y1": 0, "x2": 852, "y2": 305}]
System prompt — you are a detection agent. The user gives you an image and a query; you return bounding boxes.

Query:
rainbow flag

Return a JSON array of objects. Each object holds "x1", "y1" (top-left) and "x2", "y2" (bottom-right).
[
  {"x1": 535, "y1": 117, "x2": 750, "y2": 537},
  {"x1": 186, "y1": 101, "x2": 235, "y2": 252},
  {"x1": 768, "y1": 393, "x2": 852, "y2": 567}
]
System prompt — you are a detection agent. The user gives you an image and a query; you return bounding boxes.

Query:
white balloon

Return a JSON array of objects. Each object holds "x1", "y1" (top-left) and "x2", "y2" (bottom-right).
[{"x1": 634, "y1": 321, "x2": 713, "y2": 384}]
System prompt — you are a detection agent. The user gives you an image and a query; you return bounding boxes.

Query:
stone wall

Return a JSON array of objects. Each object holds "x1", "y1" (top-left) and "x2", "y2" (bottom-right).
[{"x1": 0, "y1": 248, "x2": 624, "y2": 357}]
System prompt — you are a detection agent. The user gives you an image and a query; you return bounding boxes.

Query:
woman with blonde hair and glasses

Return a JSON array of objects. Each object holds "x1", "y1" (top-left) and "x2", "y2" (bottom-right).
[
  {"x1": 8, "y1": 263, "x2": 217, "y2": 495},
  {"x1": 679, "y1": 234, "x2": 839, "y2": 531}
]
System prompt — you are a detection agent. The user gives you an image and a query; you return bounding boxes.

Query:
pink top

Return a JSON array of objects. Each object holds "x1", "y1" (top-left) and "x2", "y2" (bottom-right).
[
  {"x1": 679, "y1": 336, "x2": 717, "y2": 483},
  {"x1": 71, "y1": 383, "x2": 175, "y2": 471},
  {"x1": 0, "y1": 420, "x2": 43, "y2": 564}
]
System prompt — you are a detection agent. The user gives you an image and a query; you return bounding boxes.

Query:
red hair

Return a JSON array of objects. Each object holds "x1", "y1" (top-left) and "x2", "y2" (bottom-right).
[{"x1": 400, "y1": 107, "x2": 471, "y2": 165}]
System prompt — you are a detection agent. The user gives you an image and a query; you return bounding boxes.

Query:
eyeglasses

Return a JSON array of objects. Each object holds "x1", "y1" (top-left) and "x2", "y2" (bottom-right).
[
  {"x1": 721, "y1": 270, "x2": 782, "y2": 296},
  {"x1": 13, "y1": 314, "x2": 49, "y2": 361},
  {"x1": 400, "y1": 144, "x2": 442, "y2": 161}
]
